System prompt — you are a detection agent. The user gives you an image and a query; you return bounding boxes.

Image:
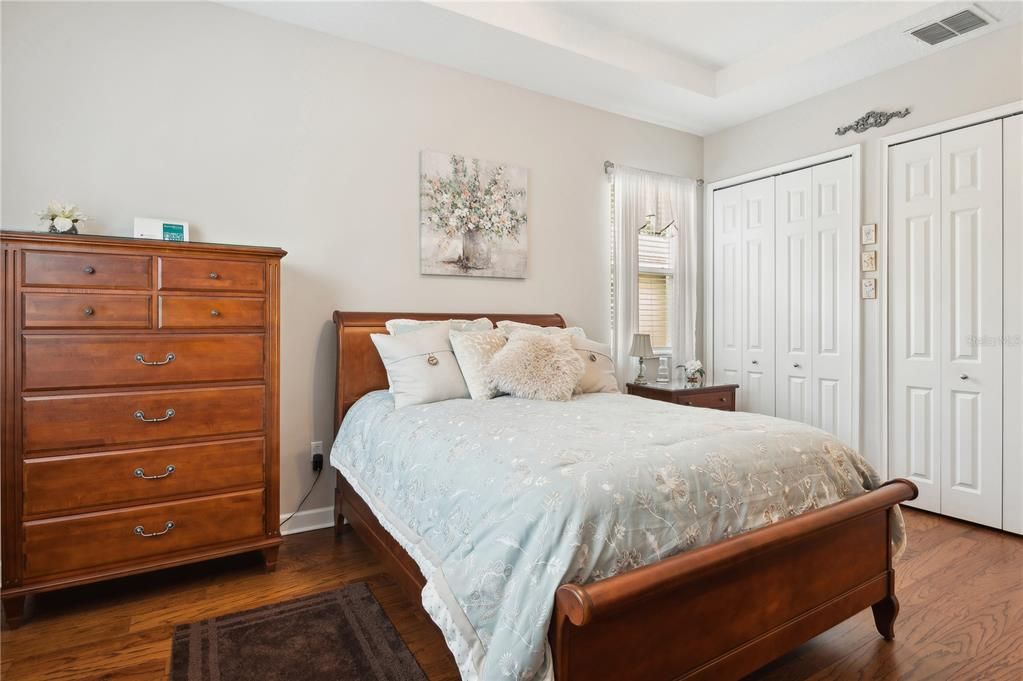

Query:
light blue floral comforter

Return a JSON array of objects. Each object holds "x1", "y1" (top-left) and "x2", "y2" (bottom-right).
[{"x1": 330, "y1": 391, "x2": 903, "y2": 681}]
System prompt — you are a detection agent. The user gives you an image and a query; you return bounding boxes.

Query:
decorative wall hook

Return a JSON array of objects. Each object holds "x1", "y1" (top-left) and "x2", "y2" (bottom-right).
[{"x1": 836, "y1": 109, "x2": 911, "y2": 136}]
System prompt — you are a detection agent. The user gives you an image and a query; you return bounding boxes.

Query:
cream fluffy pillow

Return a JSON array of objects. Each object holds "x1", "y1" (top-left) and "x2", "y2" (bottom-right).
[
  {"x1": 571, "y1": 337, "x2": 620, "y2": 394},
  {"x1": 487, "y1": 333, "x2": 585, "y2": 401},
  {"x1": 449, "y1": 328, "x2": 507, "y2": 400},
  {"x1": 370, "y1": 325, "x2": 469, "y2": 408}
]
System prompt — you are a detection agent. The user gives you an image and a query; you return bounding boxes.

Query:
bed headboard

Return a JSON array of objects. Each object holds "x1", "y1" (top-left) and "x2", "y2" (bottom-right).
[{"x1": 332, "y1": 311, "x2": 566, "y2": 430}]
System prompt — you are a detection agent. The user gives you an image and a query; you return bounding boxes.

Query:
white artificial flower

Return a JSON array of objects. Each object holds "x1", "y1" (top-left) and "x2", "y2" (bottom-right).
[{"x1": 53, "y1": 216, "x2": 73, "y2": 229}]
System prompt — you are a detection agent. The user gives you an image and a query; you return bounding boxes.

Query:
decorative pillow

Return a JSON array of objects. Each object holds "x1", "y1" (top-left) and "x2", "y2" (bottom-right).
[
  {"x1": 449, "y1": 329, "x2": 508, "y2": 400},
  {"x1": 495, "y1": 320, "x2": 586, "y2": 338},
  {"x1": 486, "y1": 333, "x2": 585, "y2": 401},
  {"x1": 370, "y1": 325, "x2": 469, "y2": 408},
  {"x1": 571, "y1": 337, "x2": 620, "y2": 394},
  {"x1": 386, "y1": 317, "x2": 493, "y2": 335}
]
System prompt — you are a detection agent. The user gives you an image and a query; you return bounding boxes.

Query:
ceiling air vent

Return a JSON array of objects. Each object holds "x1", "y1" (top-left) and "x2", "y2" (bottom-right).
[{"x1": 908, "y1": 7, "x2": 991, "y2": 46}]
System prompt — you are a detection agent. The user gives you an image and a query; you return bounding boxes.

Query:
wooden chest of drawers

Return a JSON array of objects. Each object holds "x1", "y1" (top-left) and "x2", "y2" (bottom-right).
[{"x1": 1, "y1": 231, "x2": 286, "y2": 626}]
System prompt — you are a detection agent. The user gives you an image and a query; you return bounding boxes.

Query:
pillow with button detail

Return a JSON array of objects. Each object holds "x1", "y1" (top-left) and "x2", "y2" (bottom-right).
[
  {"x1": 486, "y1": 333, "x2": 585, "y2": 401},
  {"x1": 370, "y1": 325, "x2": 469, "y2": 408},
  {"x1": 571, "y1": 337, "x2": 620, "y2": 394},
  {"x1": 449, "y1": 328, "x2": 507, "y2": 400}
]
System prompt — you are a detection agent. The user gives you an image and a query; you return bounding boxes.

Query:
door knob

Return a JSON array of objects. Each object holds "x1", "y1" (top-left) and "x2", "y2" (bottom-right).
[
  {"x1": 959, "y1": 373, "x2": 968, "y2": 380},
  {"x1": 751, "y1": 359, "x2": 760, "y2": 365},
  {"x1": 793, "y1": 363, "x2": 801, "y2": 369}
]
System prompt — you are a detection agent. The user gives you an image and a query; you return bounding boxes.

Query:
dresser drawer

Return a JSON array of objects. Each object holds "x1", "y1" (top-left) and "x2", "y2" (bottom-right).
[
  {"x1": 159, "y1": 257, "x2": 264, "y2": 293},
  {"x1": 22, "y1": 489, "x2": 265, "y2": 579},
  {"x1": 23, "y1": 250, "x2": 151, "y2": 289},
  {"x1": 675, "y1": 390, "x2": 734, "y2": 410},
  {"x1": 23, "y1": 438, "x2": 264, "y2": 516},
  {"x1": 23, "y1": 385, "x2": 265, "y2": 454},
  {"x1": 159, "y1": 296, "x2": 264, "y2": 329},
  {"x1": 23, "y1": 293, "x2": 151, "y2": 329},
  {"x1": 23, "y1": 334, "x2": 265, "y2": 390}
]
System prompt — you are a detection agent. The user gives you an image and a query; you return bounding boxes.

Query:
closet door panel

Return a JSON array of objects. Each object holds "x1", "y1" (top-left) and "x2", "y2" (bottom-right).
[
  {"x1": 939, "y1": 120, "x2": 1002, "y2": 528},
  {"x1": 889, "y1": 136, "x2": 942, "y2": 513},
  {"x1": 1004, "y1": 114, "x2": 1022, "y2": 535},
  {"x1": 740, "y1": 177, "x2": 776, "y2": 415},
  {"x1": 811, "y1": 158, "x2": 854, "y2": 442},
  {"x1": 713, "y1": 186, "x2": 743, "y2": 389},
  {"x1": 775, "y1": 169, "x2": 813, "y2": 424}
]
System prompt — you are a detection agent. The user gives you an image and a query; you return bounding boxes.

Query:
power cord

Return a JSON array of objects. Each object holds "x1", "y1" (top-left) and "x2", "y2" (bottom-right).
[{"x1": 280, "y1": 467, "x2": 323, "y2": 528}]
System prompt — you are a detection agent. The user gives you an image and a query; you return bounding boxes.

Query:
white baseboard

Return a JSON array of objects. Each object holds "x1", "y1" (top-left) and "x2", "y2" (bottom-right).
[{"x1": 279, "y1": 505, "x2": 335, "y2": 536}]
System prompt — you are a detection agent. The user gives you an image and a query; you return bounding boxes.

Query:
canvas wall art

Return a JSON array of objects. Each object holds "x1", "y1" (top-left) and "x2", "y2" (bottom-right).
[{"x1": 420, "y1": 151, "x2": 528, "y2": 278}]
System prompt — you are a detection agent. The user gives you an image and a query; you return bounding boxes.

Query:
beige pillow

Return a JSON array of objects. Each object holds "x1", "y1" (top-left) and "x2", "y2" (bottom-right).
[
  {"x1": 386, "y1": 317, "x2": 493, "y2": 335},
  {"x1": 370, "y1": 325, "x2": 469, "y2": 408},
  {"x1": 572, "y1": 337, "x2": 620, "y2": 394},
  {"x1": 495, "y1": 320, "x2": 586, "y2": 338},
  {"x1": 486, "y1": 333, "x2": 585, "y2": 401},
  {"x1": 449, "y1": 329, "x2": 507, "y2": 400}
]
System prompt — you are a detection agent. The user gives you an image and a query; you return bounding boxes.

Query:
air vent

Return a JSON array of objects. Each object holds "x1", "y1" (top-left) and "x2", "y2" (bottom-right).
[{"x1": 907, "y1": 7, "x2": 991, "y2": 46}]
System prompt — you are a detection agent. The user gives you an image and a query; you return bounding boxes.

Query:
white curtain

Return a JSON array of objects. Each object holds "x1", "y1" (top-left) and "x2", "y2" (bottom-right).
[{"x1": 611, "y1": 166, "x2": 698, "y2": 386}]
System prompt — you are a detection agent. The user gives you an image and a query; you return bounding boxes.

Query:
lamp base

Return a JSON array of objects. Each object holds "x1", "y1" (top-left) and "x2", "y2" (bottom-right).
[{"x1": 633, "y1": 357, "x2": 648, "y2": 385}]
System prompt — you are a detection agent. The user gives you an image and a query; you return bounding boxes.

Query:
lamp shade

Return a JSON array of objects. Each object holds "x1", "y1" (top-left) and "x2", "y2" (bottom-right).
[{"x1": 629, "y1": 333, "x2": 654, "y2": 358}]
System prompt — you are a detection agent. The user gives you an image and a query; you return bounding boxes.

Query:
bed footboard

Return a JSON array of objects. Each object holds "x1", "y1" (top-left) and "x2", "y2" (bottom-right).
[{"x1": 550, "y1": 479, "x2": 918, "y2": 681}]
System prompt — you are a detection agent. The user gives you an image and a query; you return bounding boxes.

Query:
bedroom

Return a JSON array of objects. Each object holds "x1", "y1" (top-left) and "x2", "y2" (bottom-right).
[{"x1": 0, "y1": 1, "x2": 1020, "y2": 680}]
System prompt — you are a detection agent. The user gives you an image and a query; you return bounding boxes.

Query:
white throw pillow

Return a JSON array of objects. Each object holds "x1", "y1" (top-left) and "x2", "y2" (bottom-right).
[
  {"x1": 449, "y1": 329, "x2": 508, "y2": 400},
  {"x1": 487, "y1": 333, "x2": 585, "y2": 401},
  {"x1": 386, "y1": 317, "x2": 493, "y2": 335},
  {"x1": 370, "y1": 325, "x2": 469, "y2": 408},
  {"x1": 495, "y1": 320, "x2": 586, "y2": 338},
  {"x1": 571, "y1": 337, "x2": 620, "y2": 394}
]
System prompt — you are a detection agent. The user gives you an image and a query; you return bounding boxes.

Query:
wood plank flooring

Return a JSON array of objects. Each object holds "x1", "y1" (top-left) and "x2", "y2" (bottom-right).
[{"x1": 2, "y1": 508, "x2": 1019, "y2": 680}]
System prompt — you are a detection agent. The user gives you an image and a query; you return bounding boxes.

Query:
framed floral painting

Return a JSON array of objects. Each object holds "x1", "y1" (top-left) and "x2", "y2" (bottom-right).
[{"x1": 420, "y1": 151, "x2": 528, "y2": 278}]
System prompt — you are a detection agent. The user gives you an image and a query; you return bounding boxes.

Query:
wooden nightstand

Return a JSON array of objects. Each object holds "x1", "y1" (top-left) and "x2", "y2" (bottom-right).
[{"x1": 626, "y1": 381, "x2": 739, "y2": 411}]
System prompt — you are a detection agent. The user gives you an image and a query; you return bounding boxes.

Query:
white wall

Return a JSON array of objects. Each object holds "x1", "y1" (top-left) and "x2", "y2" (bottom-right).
[
  {"x1": 704, "y1": 26, "x2": 1023, "y2": 470},
  {"x1": 1, "y1": 1, "x2": 702, "y2": 523}
]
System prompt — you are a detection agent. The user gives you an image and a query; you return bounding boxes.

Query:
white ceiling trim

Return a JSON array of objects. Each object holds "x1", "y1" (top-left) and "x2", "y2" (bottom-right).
[{"x1": 225, "y1": 1, "x2": 1022, "y2": 135}]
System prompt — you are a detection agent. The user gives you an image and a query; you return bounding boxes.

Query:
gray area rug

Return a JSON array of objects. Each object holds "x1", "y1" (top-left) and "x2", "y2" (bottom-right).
[{"x1": 170, "y1": 582, "x2": 428, "y2": 681}]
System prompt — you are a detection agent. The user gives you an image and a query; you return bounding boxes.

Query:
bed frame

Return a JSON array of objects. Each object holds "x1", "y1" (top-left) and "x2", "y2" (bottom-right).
[{"x1": 331, "y1": 311, "x2": 918, "y2": 681}]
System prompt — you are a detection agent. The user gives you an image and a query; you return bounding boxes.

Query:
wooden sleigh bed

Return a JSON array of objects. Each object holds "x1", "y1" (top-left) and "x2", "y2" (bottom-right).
[{"x1": 331, "y1": 311, "x2": 918, "y2": 681}]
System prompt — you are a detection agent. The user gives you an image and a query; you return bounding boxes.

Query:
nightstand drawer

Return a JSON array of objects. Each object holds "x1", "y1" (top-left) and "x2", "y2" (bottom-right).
[{"x1": 675, "y1": 391, "x2": 734, "y2": 410}]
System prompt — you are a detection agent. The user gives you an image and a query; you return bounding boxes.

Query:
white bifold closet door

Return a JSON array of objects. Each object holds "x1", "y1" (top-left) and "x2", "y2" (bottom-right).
[
  {"x1": 713, "y1": 185, "x2": 743, "y2": 391},
  {"x1": 1003, "y1": 114, "x2": 1022, "y2": 535},
  {"x1": 889, "y1": 119, "x2": 1004, "y2": 528},
  {"x1": 773, "y1": 159, "x2": 854, "y2": 442}
]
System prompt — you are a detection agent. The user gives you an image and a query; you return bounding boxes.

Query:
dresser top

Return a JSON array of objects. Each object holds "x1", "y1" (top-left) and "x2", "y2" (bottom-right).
[{"x1": 1, "y1": 229, "x2": 286, "y2": 258}]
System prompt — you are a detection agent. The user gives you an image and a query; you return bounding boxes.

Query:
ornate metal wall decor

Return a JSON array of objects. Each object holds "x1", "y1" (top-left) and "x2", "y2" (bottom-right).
[{"x1": 835, "y1": 109, "x2": 911, "y2": 136}]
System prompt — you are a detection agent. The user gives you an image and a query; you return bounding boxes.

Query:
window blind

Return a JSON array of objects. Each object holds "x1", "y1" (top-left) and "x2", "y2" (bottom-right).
[{"x1": 638, "y1": 234, "x2": 673, "y2": 348}]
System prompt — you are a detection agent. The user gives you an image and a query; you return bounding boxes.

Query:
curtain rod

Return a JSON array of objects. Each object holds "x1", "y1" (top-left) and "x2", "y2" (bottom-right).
[{"x1": 604, "y1": 160, "x2": 703, "y2": 185}]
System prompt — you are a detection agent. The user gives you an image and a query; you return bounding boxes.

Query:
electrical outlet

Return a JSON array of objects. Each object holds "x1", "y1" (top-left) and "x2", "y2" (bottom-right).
[{"x1": 310, "y1": 441, "x2": 323, "y2": 459}]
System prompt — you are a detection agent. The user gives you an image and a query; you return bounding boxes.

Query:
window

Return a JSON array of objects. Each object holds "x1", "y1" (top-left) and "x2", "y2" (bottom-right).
[{"x1": 638, "y1": 232, "x2": 673, "y2": 350}]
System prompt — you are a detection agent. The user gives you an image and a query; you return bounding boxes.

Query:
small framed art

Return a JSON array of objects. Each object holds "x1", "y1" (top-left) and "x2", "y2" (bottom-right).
[
  {"x1": 861, "y1": 250, "x2": 877, "y2": 272},
  {"x1": 861, "y1": 223, "x2": 877, "y2": 245},
  {"x1": 134, "y1": 217, "x2": 189, "y2": 242},
  {"x1": 861, "y1": 278, "x2": 877, "y2": 299}
]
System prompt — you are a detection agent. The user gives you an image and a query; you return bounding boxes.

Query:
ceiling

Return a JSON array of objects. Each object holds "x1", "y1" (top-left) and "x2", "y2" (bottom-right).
[{"x1": 226, "y1": 1, "x2": 1022, "y2": 135}]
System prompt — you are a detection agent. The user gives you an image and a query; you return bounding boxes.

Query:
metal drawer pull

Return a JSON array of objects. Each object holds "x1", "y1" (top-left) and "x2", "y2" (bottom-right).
[
  {"x1": 83, "y1": 306, "x2": 95, "y2": 316},
  {"x1": 134, "y1": 521, "x2": 174, "y2": 537},
  {"x1": 134, "y1": 408, "x2": 175, "y2": 422},
  {"x1": 210, "y1": 309, "x2": 221, "y2": 317},
  {"x1": 135, "y1": 352, "x2": 175, "y2": 366},
  {"x1": 209, "y1": 272, "x2": 219, "y2": 279},
  {"x1": 83, "y1": 265, "x2": 95, "y2": 274},
  {"x1": 960, "y1": 373, "x2": 969, "y2": 380},
  {"x1": 134, "y1": 464, "x2": 175, "y2": 479}
]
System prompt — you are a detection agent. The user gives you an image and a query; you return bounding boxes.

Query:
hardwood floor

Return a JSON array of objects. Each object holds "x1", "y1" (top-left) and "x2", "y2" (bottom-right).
[{"x1": 2, "y1": 508, "x2": 1019, "y2": 680}]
